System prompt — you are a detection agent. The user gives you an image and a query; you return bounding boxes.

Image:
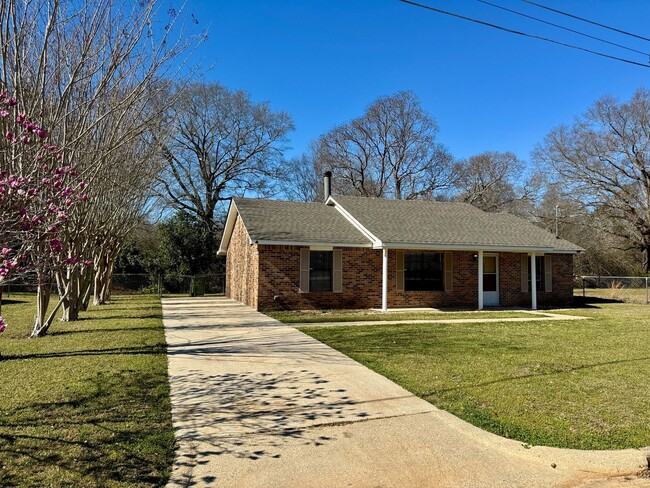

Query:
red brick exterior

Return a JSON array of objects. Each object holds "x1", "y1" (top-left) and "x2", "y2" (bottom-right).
[
  {"x1": 225, "y1": 236, "x2": 575, "y2": 310},
  {"x1": 225, "y1": 215, "x2": 259, "y2": 309}
]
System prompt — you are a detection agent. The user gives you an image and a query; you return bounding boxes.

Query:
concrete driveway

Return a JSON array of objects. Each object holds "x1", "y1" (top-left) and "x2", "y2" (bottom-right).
[{"x1": 162, "y1": 296, "x2": 650, "y2": 488}]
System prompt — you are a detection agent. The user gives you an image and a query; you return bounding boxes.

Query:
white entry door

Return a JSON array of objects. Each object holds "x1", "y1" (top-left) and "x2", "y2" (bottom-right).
[{"x1": 483, "y1": 254, "x2": 499, "y2": 306}]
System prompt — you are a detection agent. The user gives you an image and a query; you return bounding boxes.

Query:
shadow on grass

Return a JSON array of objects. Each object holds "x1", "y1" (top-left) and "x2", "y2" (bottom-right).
[
  {"x1": 0, "y1": 344, "x2": 167, "y2": 361},
  {"x1": 0, "y1": 369, "x2": 174, "y2": 487},
  {"x1": 50, "y1": 326, "x2": 159, "y2": 336},
  {"x1": 0, "y1": 298, "x2": 28, "y2": 305},
  {"x1": 572, "y1": 296, "x2": 624, "y2": 308},
  {"x1": 167, "y1": 369, "x2": 366, "y2": 487}
]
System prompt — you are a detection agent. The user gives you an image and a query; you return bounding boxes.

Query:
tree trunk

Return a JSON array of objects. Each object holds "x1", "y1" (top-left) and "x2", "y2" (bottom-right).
[{"x1": 31, "y1": 282, "x2": 51, "y2": 337}]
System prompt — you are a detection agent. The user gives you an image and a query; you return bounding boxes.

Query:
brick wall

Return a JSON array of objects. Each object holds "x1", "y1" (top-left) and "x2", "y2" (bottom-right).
[
  {"x1": 257, "y1": 247, "x2": 482, "y2": 311},
  {"x1": 229, "y1": 240, "x2": 575, "y2": 311},
  {"x1": 225, "y1": 215, "x2": 259, "y2": 308}
]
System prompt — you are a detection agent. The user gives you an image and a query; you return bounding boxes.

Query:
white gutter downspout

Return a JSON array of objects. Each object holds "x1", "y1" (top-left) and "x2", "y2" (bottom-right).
[
  {"x1": 530, "y1": 253, "x2": 538, "y2": 310},
  {"x1": 382, "y1": 247, "x2": 388, "y2": 312},
  {"x1": 478, "y1": 250, "x2": 484, "y2": 310}
]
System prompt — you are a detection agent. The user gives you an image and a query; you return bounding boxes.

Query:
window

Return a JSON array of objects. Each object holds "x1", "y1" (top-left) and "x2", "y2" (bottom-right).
[
  {"x1": 405, "y1": 252, "x2": 444, "y2": 291},
  {"x1": 528, "y1": 255, "x2": 545, "y2": 291},
  {"x1": 309, "y1": 251, "x2": 333, "y2": 292}
]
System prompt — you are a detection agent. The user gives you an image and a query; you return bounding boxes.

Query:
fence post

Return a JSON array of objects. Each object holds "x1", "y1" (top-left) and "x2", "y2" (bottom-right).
[
  {"x1": 646, "y1": 277, "x2": 648, "y2": 305},
  {"x1": 158, "y1": 274, "x2": 162, "y2": 298},
  {"x1": 582, "y1": 277, "x2": 585, "y2": 298}
]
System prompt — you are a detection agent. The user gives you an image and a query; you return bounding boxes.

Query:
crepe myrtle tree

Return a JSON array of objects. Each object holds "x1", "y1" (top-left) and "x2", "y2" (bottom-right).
[
  {"x1": 0, "y1": 93, "x2": 89, "y2": 337},
  {"x1": 0, "y1": 0, "x2": 202, "y2": 321}
]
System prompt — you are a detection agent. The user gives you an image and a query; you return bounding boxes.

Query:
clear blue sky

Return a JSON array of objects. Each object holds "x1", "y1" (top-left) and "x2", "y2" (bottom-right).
[{"x1": 185, "y1": 0, "x2": 649, "y2": 164}]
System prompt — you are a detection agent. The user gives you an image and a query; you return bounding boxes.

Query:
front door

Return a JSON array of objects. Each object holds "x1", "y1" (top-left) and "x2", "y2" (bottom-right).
[{"x1": 483, "y1": 254, "x2": 499, "y2": 306}]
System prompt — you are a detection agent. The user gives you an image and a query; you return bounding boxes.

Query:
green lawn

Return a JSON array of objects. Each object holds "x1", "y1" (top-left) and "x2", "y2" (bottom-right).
[
  {"x1": 268, "y1": 309, "x2": 536, "y2": 323},
  {"x1": 0, "y1": 293, "x2": 174, "y2": 487},
  {"x1": 300, "y1": 301, "x2": 650, "y2": 450}
]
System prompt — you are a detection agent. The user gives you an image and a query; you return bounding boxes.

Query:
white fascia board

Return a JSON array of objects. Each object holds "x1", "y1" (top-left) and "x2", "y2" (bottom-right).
[
  {"x1": 216, "y1": 200, "x2": 240, "y2": 256},
  {"x1": 254, "y1": 240, "x2": 372, "y2": 248},
  {"x1": 378, "y1": 242, "x2": 581, "y2": 253},
  {"x1": 326, "y1": 196, "x2": 382, "y2": 247}
]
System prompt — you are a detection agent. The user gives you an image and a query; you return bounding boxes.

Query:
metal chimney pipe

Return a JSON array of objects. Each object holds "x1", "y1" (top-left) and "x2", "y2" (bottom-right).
[{"x1": 323, "y1": 171, "x2": 332, "y2": 201}]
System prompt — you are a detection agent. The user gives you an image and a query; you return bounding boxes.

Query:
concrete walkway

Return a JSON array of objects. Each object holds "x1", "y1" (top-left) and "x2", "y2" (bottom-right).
[
  {"x1": 163, "y1": 297, "x2": 650, "y2": 488},
  {"x1": 291, "y1": 310, "x2": 588, "y2": 328}
]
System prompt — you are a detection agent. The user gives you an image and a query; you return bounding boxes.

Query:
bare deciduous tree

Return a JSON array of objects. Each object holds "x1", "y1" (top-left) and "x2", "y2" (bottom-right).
[
  {"x1": 534, "y1": 88, "x2": 650, "y2": 271},
  {"x1": 312, "y1": 91, "x2": 454, "y2": 200},
  {"x1": 156, "y1": 82, "x2": 294, "y2": 232},
  {"x1": 454, "y1": 151, "x2": 538, "y2": 214}
]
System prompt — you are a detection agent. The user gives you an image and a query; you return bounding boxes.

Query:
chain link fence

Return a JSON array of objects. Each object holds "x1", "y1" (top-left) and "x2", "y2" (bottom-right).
[
  {"x1": 112, "y1": 273, "x2": 225, "y2": 296},
  {"x1": 2, "y1": 273, "x2": 225, "y2": 298},
  {"x1": 575, "y1": 276, "x2": 650, "y2": 304}
]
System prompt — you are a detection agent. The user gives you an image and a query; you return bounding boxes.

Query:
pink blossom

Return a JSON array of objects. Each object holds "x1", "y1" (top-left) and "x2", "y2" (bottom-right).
[
  {"x1": 83, "y1": 259, "x2": 93, "y2": 266},
  {"x1": 20, "y1": 135, "x2": 31, "y2": 144},
  {"x1": 6, "y1": 97, "x2": 17, "y2": 106},
  {"x1": 48, "y1": 203, "x2": 58, "y2": 213},
  {"x1": 57, "y1": 210, "x2": 68, "y2": 220},
  {"x1": 64, "y1": 257, "x2": 79, "y2": 265},
  {"x1": 0, "y1": 316, "x2": 6, "y2": 333},
  {"x1": 50, "y1": 238, "x2": 62, "y2": 252},
  {"x1": 5, "y1": 131, "x2": 14, "y2": 141},
  {"x1": 31, "y1": 215, "x2": 43, "y2": 224},
  {"x1": 48, "y1": 225, "x2": 58, "y2": 233},
  {"x1": 65, "y1": 198, "x2": 74, "y2": 206},
  {"x1": 37, "y1": 129, "x2": 48, "y2": 139},
  {"x1": 1, "y1": 248, "x2": 10, "y2": 256},
  {"x1": 0, "y1": 110, "x2": 8, "y2": 117}
]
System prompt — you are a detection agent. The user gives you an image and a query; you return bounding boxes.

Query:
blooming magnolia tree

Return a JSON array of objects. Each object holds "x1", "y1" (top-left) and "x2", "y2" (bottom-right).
[{"x1": 0, "y1": 93, "x2": 88, "y2": 337}]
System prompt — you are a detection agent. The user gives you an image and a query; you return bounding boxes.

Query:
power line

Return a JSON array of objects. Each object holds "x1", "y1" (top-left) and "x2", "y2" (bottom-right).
[
  {"x1": 521, "y1": 0, "x2": 650, "y2": 43},
  {"x1": 398, "y1": 0, "x2": 650, "y2": 69},
  {"x1": 477, "y1": 0, "x2": 648, "y2": 57}
]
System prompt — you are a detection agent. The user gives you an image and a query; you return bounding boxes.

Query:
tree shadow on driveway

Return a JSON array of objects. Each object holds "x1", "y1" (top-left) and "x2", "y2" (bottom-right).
[{"x1": 167, "y1": 368, "x2": 368, "y2": 487}]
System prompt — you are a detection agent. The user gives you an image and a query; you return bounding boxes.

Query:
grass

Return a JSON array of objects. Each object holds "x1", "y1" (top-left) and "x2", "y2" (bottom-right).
[
  {"x1": 0, "y1": 293, "x2": 174, "y2": 487},
  {"x1": 267, "y1": 309, "x2": 536, "y2": 323},
  {"x1": 300, "y1": 301, "x2": 650, "y2": 450}
]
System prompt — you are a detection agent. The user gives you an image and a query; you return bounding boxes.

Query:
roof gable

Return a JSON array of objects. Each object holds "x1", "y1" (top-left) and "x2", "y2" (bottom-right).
[
  {"x1": 328, "y1": 195, "x2": 583, "y2": 253},
  {"x1": 218, "y1": 198, "x2": 371, "y2": 254}
]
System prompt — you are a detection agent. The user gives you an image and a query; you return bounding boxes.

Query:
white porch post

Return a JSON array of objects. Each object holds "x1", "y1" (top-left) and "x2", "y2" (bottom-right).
[
  {"x1": 382, "y1": 247, "x2": 388, "y2": 312},
  {"x1": 530, "y1": 253, "x2": 537, "y2": 310},
  {"x1": 478, "y1": 250, "x2": 484, "y2": 310}
]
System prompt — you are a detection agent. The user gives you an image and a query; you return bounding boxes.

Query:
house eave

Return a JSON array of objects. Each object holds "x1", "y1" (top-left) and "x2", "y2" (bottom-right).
[
  {"x1": 377, "y1": 242, "x2": 582, "y2": 254},
  {"x1": 217, "y1": 200, "x2": 241, "y2": 256},
  {"x1": 254, "y1": 239, "x2": 372, "y2": 248}
]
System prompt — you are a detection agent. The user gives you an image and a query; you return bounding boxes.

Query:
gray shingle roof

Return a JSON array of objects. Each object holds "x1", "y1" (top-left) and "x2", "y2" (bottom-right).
[
  {"x1": 233, "y1": 197, "x2": 370, "y2": 246},
  {"x1": 330, "y1": 195, "x2": 583, "y2": 252}
]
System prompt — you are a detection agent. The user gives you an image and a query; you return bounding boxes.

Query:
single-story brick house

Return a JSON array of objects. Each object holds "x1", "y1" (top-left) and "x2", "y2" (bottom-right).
[{"x1": 218, "y1": 176, "x2": 583, "y2": 312}]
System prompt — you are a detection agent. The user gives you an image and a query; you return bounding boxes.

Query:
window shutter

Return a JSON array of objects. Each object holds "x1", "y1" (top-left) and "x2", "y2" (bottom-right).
[
  {"x1": 520, "y1": 254, "x2": 528, "y2": 293},
  {"x1": 299, "y1": 249, "x2": 310, "y2": 293},
  {"x1": 396, "y1": 250, "x2": 404, "y2": 292},
  {"x1": 444, "y1": 251, "x2": 453, "y2": 292},
  {"x1": 544, "y1": 254, "x2": 553, "y2": 292},
  {"x1": 333, "y1": 249, "x2": 342, "y2": 293}
]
